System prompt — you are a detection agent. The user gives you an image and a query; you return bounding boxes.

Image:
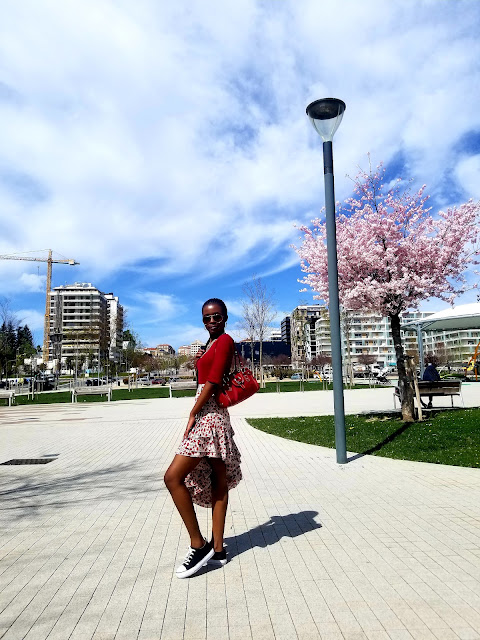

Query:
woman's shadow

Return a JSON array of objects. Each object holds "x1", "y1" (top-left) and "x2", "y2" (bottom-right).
[{"x1": 198, "y1": 510, "x2": 322, "y2": 575}]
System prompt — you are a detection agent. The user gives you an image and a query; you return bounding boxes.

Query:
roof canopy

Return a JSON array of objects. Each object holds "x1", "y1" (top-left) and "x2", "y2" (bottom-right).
[{"x1": 403, "y1": 303, "x2": 480, "y2": 332}]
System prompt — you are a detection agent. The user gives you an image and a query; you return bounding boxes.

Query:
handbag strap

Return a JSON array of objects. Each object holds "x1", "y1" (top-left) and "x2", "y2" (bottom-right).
[{"x1": 232, "y1": 349, "x2": 241, "y2": 372}]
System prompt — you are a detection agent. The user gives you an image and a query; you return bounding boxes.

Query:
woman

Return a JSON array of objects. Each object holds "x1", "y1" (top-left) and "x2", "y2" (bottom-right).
[{"x1": 164, "y1": 298, "x2": 242, "y2": 578}]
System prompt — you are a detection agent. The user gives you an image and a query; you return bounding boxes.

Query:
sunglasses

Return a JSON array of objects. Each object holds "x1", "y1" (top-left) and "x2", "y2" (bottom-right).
[{"x1": 202, "y1": 313, "x2": 224, "y2": 324}]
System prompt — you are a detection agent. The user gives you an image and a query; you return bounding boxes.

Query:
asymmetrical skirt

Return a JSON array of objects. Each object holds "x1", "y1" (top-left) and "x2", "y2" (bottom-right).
[{"x1": 176, "y1": 384, "x2": 242, "y2": 508}]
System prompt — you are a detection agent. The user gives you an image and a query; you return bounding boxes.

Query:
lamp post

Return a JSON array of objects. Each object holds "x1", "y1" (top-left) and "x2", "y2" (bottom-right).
[{"x1": 306, "y1": 98, "x2": 347, "y2": 464}]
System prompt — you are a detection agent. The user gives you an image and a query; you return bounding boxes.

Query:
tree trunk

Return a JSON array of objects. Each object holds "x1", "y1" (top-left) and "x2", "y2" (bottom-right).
[
  {"x1": 342, "y1": 311, "x2": 354, "y2": 389},
  {"x1": 390, "y1": 313, "x2": 415, "y2": 422}
]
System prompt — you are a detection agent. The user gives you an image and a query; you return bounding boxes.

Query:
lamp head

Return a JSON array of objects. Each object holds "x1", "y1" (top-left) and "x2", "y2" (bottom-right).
[{"x1": 306, "y1": 98, "x2": 346, "y2": 142}]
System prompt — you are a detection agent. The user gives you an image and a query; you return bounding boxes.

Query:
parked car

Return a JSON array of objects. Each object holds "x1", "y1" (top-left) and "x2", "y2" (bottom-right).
[
  {"x1": 85, "y1": 378, "x2": 106, "y2": 386},
  {"x1": 152, "y1": 378, "x2": 166, "y2": 385},
  {"x1": 291, "y1": 373, "x2": 302, "y2": 380},
  {"x1": 36, "y1": 374, "x2": 56, "y2": 390}
]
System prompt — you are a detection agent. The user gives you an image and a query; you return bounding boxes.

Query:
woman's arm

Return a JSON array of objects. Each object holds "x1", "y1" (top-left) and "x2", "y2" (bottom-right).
[{"x1": 183, "y1": 381, "x2": 217, "y2": 438}]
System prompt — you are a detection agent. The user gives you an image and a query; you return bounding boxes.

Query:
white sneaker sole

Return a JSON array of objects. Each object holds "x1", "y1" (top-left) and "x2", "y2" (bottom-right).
[
  {"x1": 176, "y1": 548, "x2": 215, "y2": 578},
  {"x1": 206, "y1": 557, "x2": 227, "y2": 566}
]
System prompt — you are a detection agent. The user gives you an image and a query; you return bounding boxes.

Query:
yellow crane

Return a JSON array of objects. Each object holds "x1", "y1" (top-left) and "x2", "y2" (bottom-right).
[
  {"x1": 465, "y1": 338, "x2": 480, "y2": 381},
  {"x1": 0, "y1": 250, "x2": 79, "y2": 363}
]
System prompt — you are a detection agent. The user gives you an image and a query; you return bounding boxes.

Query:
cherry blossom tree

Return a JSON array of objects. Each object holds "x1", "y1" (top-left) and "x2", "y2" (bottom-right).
[{"x1": 296, "y1": 162, "x2": 479, "y2": 421}]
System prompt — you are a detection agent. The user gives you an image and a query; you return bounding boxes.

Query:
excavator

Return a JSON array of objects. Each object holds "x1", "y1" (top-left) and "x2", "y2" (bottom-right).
[{"x1": 464, "y1": 339, "x2": 480, "y2": 381}]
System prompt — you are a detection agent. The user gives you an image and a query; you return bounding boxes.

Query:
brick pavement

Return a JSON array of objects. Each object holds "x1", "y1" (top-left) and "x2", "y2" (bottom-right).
[{"x1": 0, "y1": 394, "x2": 479, "y2": 640}]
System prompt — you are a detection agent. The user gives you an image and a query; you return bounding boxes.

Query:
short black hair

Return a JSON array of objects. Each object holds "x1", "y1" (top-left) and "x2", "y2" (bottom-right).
[{"x1": 202, "y1": 298, "x2": 228, "y2": 317}]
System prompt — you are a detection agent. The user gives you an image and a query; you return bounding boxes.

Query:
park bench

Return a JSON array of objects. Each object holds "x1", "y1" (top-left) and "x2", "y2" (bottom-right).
[
  {"x1": 393, "y1": 380, "x2": 463, "y2": 409},
  {"x1": 168, "y1": 381, "x2": 197, "y2": 398},
  {"x1": 71, "y1": 386, "x2": 112, "y2": 403},
  {"x1": 0, "y1": 390, "x2": 15, "y2": 407}
]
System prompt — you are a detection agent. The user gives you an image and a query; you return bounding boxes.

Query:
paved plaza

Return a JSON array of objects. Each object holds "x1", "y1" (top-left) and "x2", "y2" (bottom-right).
[{"x1": 0, "y1": 388, "x2": 479, "y2": 640}]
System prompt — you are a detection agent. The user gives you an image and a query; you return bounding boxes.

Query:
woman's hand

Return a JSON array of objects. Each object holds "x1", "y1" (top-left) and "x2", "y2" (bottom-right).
[{"x1": 183, "y1": 413, "x2": 196, "y2": 439}]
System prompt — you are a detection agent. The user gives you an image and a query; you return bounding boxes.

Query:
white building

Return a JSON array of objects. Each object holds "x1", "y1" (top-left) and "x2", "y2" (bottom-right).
[
  {"x1": 190, "y1": 340, "x2": 205, "y2": 356},
  {"x1": 268, "y1": 328, "x2": 283, "y2": 342},
  {"x1": 104, "y1": 293, "x2": 124, "y2": 363},
  {"x1": 422, "y1": 329, "x2": 480, "y2": 366},
  {"x1": 49, "y1": 282, "x2": 123, "y2": 368},
  {"x1": 314, "y1": 309, "x2": 433, "y2": 368}
]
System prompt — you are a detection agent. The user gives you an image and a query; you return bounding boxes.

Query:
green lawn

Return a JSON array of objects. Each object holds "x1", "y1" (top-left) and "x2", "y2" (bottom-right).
[
  {"x1": 7, "y1": 381, "x2": 383, "y2": 407},
  {"x1": 247, "y1": 409, "x2": 480, "y2": 468},
  {"x1": 10, "y1": 386, "x2": 194, "y2": 405},
  {"x1": 259, "y1": 380, "x2": 386, "y2": 393},
  {"x1": 15, "y1": 392, "x2": 74, "y2": 405}
]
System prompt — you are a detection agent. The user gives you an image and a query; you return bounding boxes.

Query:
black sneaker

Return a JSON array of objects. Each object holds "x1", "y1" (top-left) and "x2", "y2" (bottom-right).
[
  {"x1": 176, "y1": 540, "x2": 214, "y2": 578},
  {"x1": 207, "y1": 548, "x2": 227, "y2": 566}
]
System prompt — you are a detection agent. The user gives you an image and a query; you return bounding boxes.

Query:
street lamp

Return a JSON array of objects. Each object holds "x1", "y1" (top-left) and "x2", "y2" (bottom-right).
[{"x1": 306, "y1": 98, "x2": 347, "y2": 464}]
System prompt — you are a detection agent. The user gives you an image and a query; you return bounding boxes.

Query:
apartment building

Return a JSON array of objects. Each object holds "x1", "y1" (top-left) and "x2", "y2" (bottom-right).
[
  {"x1": 189, "y1": 340, "x2": 205, "y2": 356},
  {"x1": 49, "y1": 282, "x2": 123, "y2": 367},
  {"x1": 156, "y1": 344, "x2": 175, "y2": 356},
  {"x1": 268, "y1": 328, "x2": 283, "y2": 342},
  {"x1": 314, "y1": 309, "x2": 433, "y2": 367},
  {"x1": 287, "y1": 301, "x2": 479, "y2": 368},
  {"x1": 105, "y1": 293, "x2": 123, "y2": 363},
  {"x1": 423, "y1": 329, "x2": 480, "y2": 365},
  {"x1": 280, "y1": 316, "x2": 291, "y2": 344},
  {"x1": 290, "y1": 305, "x2": 327, "y2": 366},
  {"x1": 178, "y1": 346, "x2": 191, "y2": 357}
]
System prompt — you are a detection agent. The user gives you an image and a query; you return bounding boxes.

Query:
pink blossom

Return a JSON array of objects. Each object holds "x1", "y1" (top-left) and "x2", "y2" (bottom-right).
[{"x1": 296, "y1": 163, "x2": 480, "y2": 316}]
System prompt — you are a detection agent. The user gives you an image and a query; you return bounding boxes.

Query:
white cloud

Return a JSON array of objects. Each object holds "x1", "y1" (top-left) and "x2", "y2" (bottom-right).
[
  {"x1": 0, "y1": 0, "x2": 479, "y2": 297},
  {"x1": 455, "y1": 155, "x2": 480, "y2": 199},
  {"x1": 19, "y1": 272, "x2": 46, "y2": 292},
  {"x1": 137, "y1": 292, "x2": 187, "y2": 319},
  {"x1": 223, "y1": 299, "x2": 244, "y2": 319},
  {"x1": 15, "y1": 308, "x2": 44, "y2": 331}
]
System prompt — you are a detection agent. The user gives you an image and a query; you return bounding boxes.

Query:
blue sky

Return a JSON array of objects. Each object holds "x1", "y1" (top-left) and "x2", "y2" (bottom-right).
[{"x1": 1, "y1": 0, "x2": 479, "y2": 349}]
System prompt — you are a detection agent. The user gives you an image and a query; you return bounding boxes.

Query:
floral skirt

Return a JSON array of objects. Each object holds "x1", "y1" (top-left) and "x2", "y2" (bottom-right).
[{"x1": 176, "y1": 385, "x2": 242, "y2": 508}]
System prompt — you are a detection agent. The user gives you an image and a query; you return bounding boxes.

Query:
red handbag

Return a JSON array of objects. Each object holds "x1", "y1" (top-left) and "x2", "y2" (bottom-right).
[{"x1": 216, "y1": 351, "x2": 260, "y2": 408}]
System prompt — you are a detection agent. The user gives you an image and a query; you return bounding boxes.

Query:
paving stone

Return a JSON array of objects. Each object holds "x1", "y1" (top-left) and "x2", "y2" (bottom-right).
[{"x1": 0, "y1": 394, "x2": 479, "y2": 640}]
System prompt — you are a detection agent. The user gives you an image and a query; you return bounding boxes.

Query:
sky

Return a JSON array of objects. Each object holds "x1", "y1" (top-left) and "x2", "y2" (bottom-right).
[{"x1": 1, "y1": 0, "x2": 479, "y2": 350}]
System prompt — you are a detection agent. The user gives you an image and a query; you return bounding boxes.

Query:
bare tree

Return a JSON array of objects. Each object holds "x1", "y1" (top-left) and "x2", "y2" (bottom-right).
[
  {"x1": 425, "y1": 341, "x2": 449, "y2": 370},
  {"x1": 423, "y1": 351, "x2": 443, "y2": 368},
  {"x1": 239, "y1": 302, "x2": 256, "y2": 371},
  {"x1": 311, "y1": 353, "x2": 332, "y2": 387},
  {"x1": 357, "y1": 353, "x2": 377, "y2": 367},
  {"x1": 241, "y1": 276, "x2": 277, "y2": 387}
]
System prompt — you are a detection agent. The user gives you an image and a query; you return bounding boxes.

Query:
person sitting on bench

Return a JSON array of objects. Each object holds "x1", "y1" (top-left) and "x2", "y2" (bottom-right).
[{"x1": 422, "y1": 362, "x2": 440, "y2": 408}]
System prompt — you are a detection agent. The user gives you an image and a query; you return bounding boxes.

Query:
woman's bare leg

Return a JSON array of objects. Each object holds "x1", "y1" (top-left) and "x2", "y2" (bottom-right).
[
  {"x1": 164, "y1": 455, "x2": 204, "y2": 548},
  {"x1": 208, "y1": 458, "x2": 228, "y2": 552}
]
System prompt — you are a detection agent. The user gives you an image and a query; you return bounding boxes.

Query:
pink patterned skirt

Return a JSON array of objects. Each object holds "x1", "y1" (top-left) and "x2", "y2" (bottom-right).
[{"x1": 176, "y1": 385, "x2": 242, "y2": 508}]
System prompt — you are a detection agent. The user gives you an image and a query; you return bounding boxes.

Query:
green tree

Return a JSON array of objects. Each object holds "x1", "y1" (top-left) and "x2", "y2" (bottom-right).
[
  {"x1": 0, "y1": 302, "x2": 18, "y2": 377},
  {"x1": 122, "y1": 329, "x2": 137, "y2": 347},
  {"x1": 17, "y1": 325, "x2": 36, "y2": 356}
]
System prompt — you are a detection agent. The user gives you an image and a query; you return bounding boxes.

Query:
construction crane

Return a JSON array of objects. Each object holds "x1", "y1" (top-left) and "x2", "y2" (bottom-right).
[{"x1": 0, "y1": 250, "x2": 79, "y2": 363}]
